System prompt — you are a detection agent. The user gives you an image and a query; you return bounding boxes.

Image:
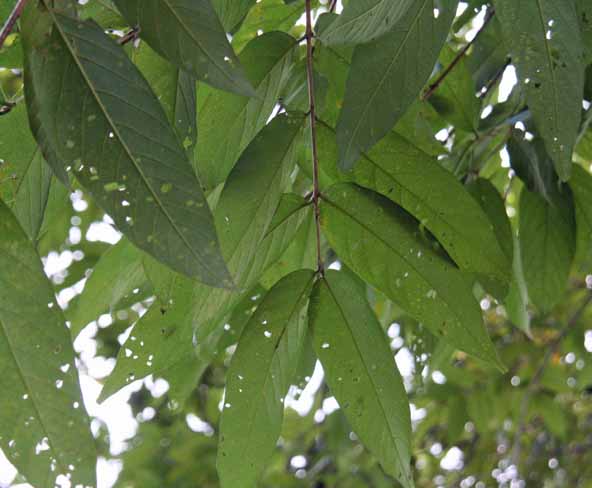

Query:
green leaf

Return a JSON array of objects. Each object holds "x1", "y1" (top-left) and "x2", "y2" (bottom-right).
[
  {"x1": 265, "y1": 192, "x2": 309, "y2": 237},
  {"x1": 320, "y1": 183, "x2": 503, "y2": 368},
  {"x1": 507, "y1": 130, "x2": 557, "y2": 201},
  {"x1": 335, "y1": 0, "x2": 457, "y2": 170},
  {"x1": 132, "y1": 42, "x2": 197, "y2": 160},
  {"x1": 99, "y1": 277, "x2": 220, "y2": 407},
  {"x1": 212, "y1": 0, "x2": 257, "y2": 32},
  {"x1": 494, "y1": 0, "x2": 585, "y2": 180},
  {"x1": 22, "y1": 7, "x2": 230, "y2": 286},
  {"x1": 112, "y1": 0, "x2": 254, "y2": 96},
  {"x1": 569, "y1": 164, "x2": 592, "y2": 265},
  {"x1": 309, "y1": 270, "x2": 413, "y2": 487},
  {"x1": 317, "y1": 122, "x2": 512, "y2": 293},
  {"x1": 429, "y1": 45, "x2": 480, "y2": 133},
  {"x1": 101, "y1": 115, "x2": 305, "y2": 403},
  {"x1": 519, "y1": 187, "x2": 576, "y2": 313},
  {"x1": 67, "y1": 238, "x2": 147, "y2": 337},
  {"x1": 0, "y1": 199, "x2": 96, "y2": 488},
  {"x1": 319, "y1": 0, "x2": 415, "y2": 45},
  {"x1": 504, "y1": 236, "x2": 532, "y2": 337},
  {"x1": 196, "y1": 31, "x2": 296, "y2": 189},
  {"x1": 217, "y1": 270, "x2": 314, "y2": 488},
  {"x1": 466, "y1": 178, "x2": 513, "y2": 297},
  {"x1": 0, "y1": 102, "x2": 52, "y2": 241}
]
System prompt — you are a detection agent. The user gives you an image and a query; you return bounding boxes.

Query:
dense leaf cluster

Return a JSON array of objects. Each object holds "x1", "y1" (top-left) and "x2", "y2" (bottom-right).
[{"x1": 0, "y1": 0, "x2": 591, "y2": 487}]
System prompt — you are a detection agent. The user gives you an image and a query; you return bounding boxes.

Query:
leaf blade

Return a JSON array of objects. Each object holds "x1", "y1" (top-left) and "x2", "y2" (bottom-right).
[
  {"x1": 22, "y1": 7, "x2": 230, "y2": 286},
  {"x1": 0, "y1": 199, "x2": 96, "y2": 488},
  {"x1": 309, "y1": 270, "x2": 413, "y2": 487},
  {"x1": 217, "y1": 270, "x2": 314, "y2": 488},
  {"x1": 113, "y1": 0, "x2": 254, "y2": 96}
]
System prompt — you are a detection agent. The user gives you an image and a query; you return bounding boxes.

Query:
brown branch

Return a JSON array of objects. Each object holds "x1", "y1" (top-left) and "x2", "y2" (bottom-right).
[
  {"x1": 328, "y1": 0, "x2": 338, "y2": 13},
  {"x1": 510, "y1": 292, "x2": 592, "y2": 470},
  {"x1": 478, "y1": 57, "x2": 511, "y2": 99},
  {"x1": 118, "y1": 27, "x2": 140, "y2": 46},
  {"x1": 305, "y1": 0, "x2": 324, "y2": 276},
  {"x1": 0, "y1": 0, "x2": 28, "y2": 50},
  {"x1": 422, "y1": 7, "x2": 496, "y2": 101}
]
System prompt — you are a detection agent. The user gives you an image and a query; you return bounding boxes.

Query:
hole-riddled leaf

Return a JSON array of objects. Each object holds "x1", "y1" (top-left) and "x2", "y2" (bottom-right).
[
  {"x1": 0, "y1": 199, "x2": 96, "y2": 488},
  {"x1": 494, "y1": 0, "x2": 585, "y2": 180},
  {"x1": 22, "y1": 5, "x2": 231, "y2": 287},
  {"x1": 321, "y1": 183, "x2": 503, "y2": 368},
  {"x1": 309, "y1": 270, "x2": 413, "y2": 488},
  {"x1": 217, "y1": 270, "x2": 314, "y2": 488}
]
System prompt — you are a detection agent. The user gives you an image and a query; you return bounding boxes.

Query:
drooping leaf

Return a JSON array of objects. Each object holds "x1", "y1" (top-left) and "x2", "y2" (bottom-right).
[
  {"x1": 519, "y1": 187, "x2": 576, "y2": 313},
  {"x1": 112, "y1": 0, "x2": 254, "y2": 96},
  {"x1": 217, "y1": 270, "x2": 314, "y2": 488},
  {"x1": 319, "y1": 0, "x2": 415, "y2": 46},
  {"x1": 317, "y1": 122, "x2": 512, "y2": 293},
  {"x1": 212, "y1": 0, "x2": 257, "y2": 32},
  {"x1": 0, "y1": 102, "x2": 52, "y2": 241},
  {"x1": 335, "y1": 0, "x2": 458, "y2": 170},
  {"x1": 0, "y1": 199, "x2": 96, "y2": 488},
  {"x1": 101, "y1": 115, "x2": 306, "y2": 403},
  {"x1": 494, "y1": 0, "x2": 585, "y2": 180},
  {"x1": 22, "y1": 6, "x2": 230, "y2": 286},
  {"x1": 320, "y1": 183, "x2": 503, "y2": 368},
  {"x1": 196, "y1": 31, "x2": 296, "y2": 189},
  {"x1": 309, "y1": 270, "x2": 413, "y2": 487},
  {"x1": 67, "y1": 238, "x2": 147, "y2": 337}
]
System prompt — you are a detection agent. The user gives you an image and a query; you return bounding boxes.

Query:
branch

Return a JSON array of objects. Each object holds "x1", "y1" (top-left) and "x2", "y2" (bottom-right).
[
  {"x1": 305, "y1": 0, "x2": 324, "y2": 276},
  {"x1": 0, "y1": 0, "x2": 28, "y2": 50},
  {"x1": 118, "y1": 27, "x2": 141, "y2": 46},
  {"x1": 328, "y1": 0, "x2": 338, "y2": 13},
  {"x1": 510, "y1": 292, "x2": 592, "y2": 470},
  {"x1": 422, "y1": 7, "x2": 496, "y2": 101},
  {"x1": 478, "y1": 57, "x2": 511, "y2": 99}
]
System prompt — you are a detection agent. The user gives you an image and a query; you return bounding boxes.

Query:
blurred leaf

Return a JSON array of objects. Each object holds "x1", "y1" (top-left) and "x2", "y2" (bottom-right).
[{"x1": 519, "y1": 187, "x2": 576, "y2": 313}]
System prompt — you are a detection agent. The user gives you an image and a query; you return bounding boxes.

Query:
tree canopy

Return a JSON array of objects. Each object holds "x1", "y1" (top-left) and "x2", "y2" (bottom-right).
[{"x1": 0, "y1": 0, "x2": 591, "y2": 487}]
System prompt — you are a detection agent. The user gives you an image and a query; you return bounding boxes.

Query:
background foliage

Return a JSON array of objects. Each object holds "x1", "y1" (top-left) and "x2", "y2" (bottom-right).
[{"x1": 1, "y1": 0, "x2": 592, "y2": 487}]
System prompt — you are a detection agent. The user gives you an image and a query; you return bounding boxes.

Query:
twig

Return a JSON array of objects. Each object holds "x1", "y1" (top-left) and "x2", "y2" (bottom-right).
[
  {"x1": 328, "y1": 0, "x2": 338, "y2": 13},
  {"x1": 305, "y1": 0, "x2": 324, "y2": 276},
  {"x1": 0, "y1": 0, "x2": 28, "y2": 50},
  {"x1": 478, "y1": 58, "x2": 511, "y2": 99},
  {"x1": 117, "y1": 27, "x2": 140, "y2": 46},
  {"x1": 422, "y1": 7, "x2": 496, "y2": 101},
  {"x1": 510, "y1": 293, "x2": 592, "y2": 470}
]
